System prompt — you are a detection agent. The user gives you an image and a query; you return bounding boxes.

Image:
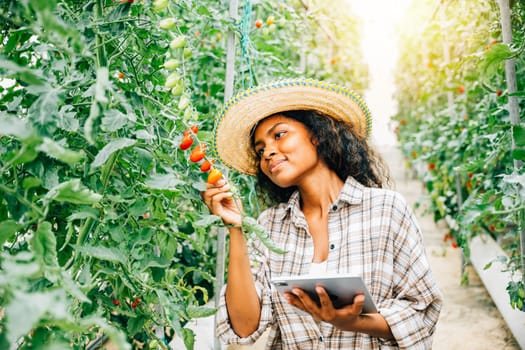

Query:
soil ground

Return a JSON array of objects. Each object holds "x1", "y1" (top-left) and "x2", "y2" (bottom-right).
[{"x1": 381, "y1": 145, "x2": 520, "y2": 350}]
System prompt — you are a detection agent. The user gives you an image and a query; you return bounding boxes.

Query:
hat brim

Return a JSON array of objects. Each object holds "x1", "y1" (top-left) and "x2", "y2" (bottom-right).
[{"x1": 214, "y1": 79, "x2": 372, "y2": 175}]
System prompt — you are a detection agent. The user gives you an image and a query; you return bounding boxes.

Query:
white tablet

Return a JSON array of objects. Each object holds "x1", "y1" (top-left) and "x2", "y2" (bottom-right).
[{"x1": 271, "y1": 273, "x2": 378, "y2": 314}]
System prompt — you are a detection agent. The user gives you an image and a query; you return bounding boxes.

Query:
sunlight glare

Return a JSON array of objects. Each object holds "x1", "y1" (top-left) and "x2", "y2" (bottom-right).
[{"x1": 347, "y1": 0, "x2": 413, "y2": 146}]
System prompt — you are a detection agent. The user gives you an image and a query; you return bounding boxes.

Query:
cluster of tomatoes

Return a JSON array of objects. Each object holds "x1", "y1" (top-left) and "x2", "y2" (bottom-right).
[
  {"x1": 112, "y1": 297, "x2": 141, "y2": 310},
  {"x1": 179, "y1": 126, "x2": 222, "y2": 184}
]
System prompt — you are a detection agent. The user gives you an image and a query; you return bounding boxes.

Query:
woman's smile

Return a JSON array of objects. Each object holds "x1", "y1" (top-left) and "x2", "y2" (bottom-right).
[{"x1": 269, "y1": 158, "x2": 287, "y2": 174}]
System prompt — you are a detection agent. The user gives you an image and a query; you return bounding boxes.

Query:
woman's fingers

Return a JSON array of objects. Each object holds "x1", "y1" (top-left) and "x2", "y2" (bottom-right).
[
  {"x1": 201, "y1": 180, "x2": 231, "y2": 206},
  {"x1": 200, "y1": 178, "x2": 242, "y2": 227},
  {"x1": 316, "y1": 285, "x2": 335, "y2": 309},
  {"x1": 284, "y1": 286, "x2": 365, "y2": 323}
]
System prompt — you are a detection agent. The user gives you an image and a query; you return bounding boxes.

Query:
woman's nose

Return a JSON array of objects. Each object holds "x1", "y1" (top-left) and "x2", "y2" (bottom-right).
[{"x1": 263, "y1": 147, "x2": 276, "y2": 159}]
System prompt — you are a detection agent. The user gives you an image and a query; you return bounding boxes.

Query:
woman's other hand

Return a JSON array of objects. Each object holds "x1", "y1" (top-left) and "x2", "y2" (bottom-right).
[{"x1": 284, "y1": 285, "x2": 364, "y2": 327}]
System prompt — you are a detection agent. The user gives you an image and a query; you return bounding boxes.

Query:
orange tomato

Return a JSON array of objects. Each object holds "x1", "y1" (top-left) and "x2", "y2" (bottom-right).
[{"x1": 207, "y1": 169, "x2": 222, "y2": 184}]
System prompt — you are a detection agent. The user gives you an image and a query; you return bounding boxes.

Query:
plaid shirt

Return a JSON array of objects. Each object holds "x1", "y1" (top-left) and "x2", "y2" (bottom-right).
[{"x1": 216, "y1": 176, "x2": 442, "y2": 349}]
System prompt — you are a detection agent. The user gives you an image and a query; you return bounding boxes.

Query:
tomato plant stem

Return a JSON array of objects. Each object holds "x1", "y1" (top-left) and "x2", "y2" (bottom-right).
[
  {"x1": 0, "y1": 184, "x2": 45, "y2": 217},
  {"x1": 95, "y1": 0, "x2": 107, "y2": 68}
]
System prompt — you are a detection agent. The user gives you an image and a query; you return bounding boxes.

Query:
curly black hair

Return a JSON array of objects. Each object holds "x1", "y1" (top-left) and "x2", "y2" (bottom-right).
[{"x1": 250, "y1": 110, "x2": 391, "y2": 206}]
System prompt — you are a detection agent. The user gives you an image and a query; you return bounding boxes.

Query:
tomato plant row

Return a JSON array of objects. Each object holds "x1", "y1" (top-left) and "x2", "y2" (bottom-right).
[
  {"x1": 392, "y1": 0, "x2": 525, "y2": 311},
  {"x1": 0, "y1": 0, "x2": 368, "y2": 348}
]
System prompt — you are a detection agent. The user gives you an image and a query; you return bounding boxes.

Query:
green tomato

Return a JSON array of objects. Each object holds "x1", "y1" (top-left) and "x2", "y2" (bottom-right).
[
  {"x1": 178, "y1": 95, "x2": 190, "y2": 110},
  {"x1": 183, "y1": 48, "x2": 192, "y2": 59},
  {"x1": 170, "y1": 36, "x2": 186, "y2": 49},
  {"x1": 170, "y1": 81, "x2": 184, "y2": 96},
  {"x1": 153, "y1": 0, "x2": 168, "y2": 12},
  {"x1": 164, "y1": 72, "x2": 180, "y2": 89},
  {"x1": 183, "y1": 107, "x2": 193, "y2": 122},
  {"x1": 163, "y1": 58, "x2": 180, "y2": 70},
  {"x1": 159, "y1": 18, "x2": 176, "y2": 30}
]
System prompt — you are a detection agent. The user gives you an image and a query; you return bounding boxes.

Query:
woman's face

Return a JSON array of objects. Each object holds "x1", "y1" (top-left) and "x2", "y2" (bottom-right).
[{"x1": 253, "y1": 114, "x2": 323, "y2": 188}]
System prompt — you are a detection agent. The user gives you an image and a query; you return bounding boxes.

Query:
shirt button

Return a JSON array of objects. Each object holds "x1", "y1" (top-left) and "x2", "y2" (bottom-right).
[
  {"x1": 330, "y1": 244, "x2": 335, "y2": 250},
  {"x1": 319, "y1": 336, "x2": 324, "y2": 342},
  {"x1": 331, "y1": 204, "x2": 338, "y2": 211}
]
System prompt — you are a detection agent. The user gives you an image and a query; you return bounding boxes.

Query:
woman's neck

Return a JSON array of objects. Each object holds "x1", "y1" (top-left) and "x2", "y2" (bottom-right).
[{"x1": 298, "y1": 168, "x2": 344, "y2": 217}]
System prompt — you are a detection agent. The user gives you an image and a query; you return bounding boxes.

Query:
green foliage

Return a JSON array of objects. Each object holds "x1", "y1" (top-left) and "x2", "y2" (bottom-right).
[
  {"x1": 0, "y1": 0, "x2": 367, "y2": 348},
  {"x1": 393, "y1": 0, "x2": 524, "y2": 309}
]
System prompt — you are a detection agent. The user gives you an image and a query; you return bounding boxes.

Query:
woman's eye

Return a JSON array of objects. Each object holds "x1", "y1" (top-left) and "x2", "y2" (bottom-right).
[
  {"x1": 255, "y1": 148, "x2": 264, "y2": 157},
  {"x1": 275, "y1": 131, "x2": 286, "y2": 139}
]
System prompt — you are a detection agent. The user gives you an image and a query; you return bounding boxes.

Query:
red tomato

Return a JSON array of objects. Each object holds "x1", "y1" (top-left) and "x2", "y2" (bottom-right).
[
  {"x1": 179, "y1": 136, "x2": 193, "y2": 150},
  {"x1": 190, "y1": 146, "x2": 206, "y2": 162},
  {"x1": 255, "y1": 19, "x2": 263, "y2": 28},
  {"x1": 200, "y1": 160, "x2": 212, "y2": 172},
  {"x1": 191, "y1": 125, "x2": 199, "y2": 134}
]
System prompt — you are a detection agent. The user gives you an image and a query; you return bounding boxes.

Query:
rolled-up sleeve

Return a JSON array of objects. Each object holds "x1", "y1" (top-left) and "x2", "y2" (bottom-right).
[
  {"x1": 215, "y1": 217, "x2": 274, "y2": 345},
  {"x1": 377, "y1": 194, "x2": 443, "y2": 349}
]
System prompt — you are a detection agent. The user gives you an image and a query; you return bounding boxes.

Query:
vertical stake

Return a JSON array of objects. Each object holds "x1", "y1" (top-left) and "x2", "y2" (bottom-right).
[
  {"x1": 497, "y1": 0, "x2": 525, "y2": 294},
  {"x1": 215, "y1": 1, "x2": 239, "y2": 349}
]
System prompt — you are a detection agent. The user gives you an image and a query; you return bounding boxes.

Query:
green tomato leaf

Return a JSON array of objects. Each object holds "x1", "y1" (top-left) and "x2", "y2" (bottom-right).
[
  {"x1": 193, "y1": 214, "x2": 221, "y2": 227},
  {"x1": 511, "y1": 148, "x2": 525, "y2": 161},
  {"x1": 61, "y1": 271, "x2": 91, "y2": 303},
  {"x1": 196, "y1": 5, "x2": 211, "y2": 15},
  {"x1": 144, "y1": 173, "x2": 184, "y2": 191},
  {"x1": 0, "y1": 113, "x2": 34, "y2": 140},
  {"x1": 67, "y1": 207, "x2": 99, "y2": 222},
  {"x1": 5, "y1": 290, "x2": 67, "y2": 346},
  {"x1": 186, "y1": 304, "x2": 216, "y2": 319},
  {"x1": 75, "y1": 245, "x2": 127, "y2": 264},
  {"x1": 30, "y1": 221, "x2": 58, "y2": 267},
  {"x1": 182, "y1": 328, "x2": 195, "y2": 350},
  {"x1": 513, "y1": 125, "x2": 525, "y2": 147},
  {"x1": 27, "y1": 88, "x2": 61, "y2": 125},
  {"x1": 0, "y1": 220, "x2": 22, "y2": 245},
  {"x1": 79, "y1": 317, "x2": 131, "y2": 350},
  {"x1": 37, "y1": 137, "x2": 85, "y2": 166},
  {"x1": 242, "y1": 216, "x2": 287, "y2": 254},
  {"x1": 45, "y1": 179, "x2": 103, "y2": 204},
  {"x1": 0, "y1": 57, "x2": 47, "y2": 87},
  {"x1": 92, "y1": 138, "x2": 136, "y2": 168},
  {"x1": 101, "y1": 109, "x2": 128, "y2": 132},
  {"x1": 480, "y1": 43, "x2": 513, "y2": 79},
  {"x1": 22, "y1": 177, "x2": 42, "y2": 190},
  {"x1": 127, "y1": 316, "x2": 146, "y2": 336}
]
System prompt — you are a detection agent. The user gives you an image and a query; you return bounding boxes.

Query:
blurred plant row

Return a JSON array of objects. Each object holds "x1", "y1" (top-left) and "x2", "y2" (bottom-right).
[
  {"x1": 392, "y1": 0, "x2": 525, "y2": 311},
  {"x1": 0, "y1": 0, "x2": 367, "y2": 348}
]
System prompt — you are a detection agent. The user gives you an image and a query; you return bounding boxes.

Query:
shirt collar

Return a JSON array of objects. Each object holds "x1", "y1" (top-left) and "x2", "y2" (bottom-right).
[{"x1": 279, "y1": 176, "x2": 365, "y2": 220}]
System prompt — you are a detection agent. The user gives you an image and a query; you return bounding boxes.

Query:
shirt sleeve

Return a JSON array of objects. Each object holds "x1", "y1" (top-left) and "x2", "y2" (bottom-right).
[
  {"x1": 377, "y1": 193, "x2": 443, "y2": 349},
  {"x1": 215, "y1": 212, "x2": 275, "y2": 345}
]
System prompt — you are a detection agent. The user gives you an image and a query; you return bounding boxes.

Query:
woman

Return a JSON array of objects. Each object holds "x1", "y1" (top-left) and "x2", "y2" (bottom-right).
[{"x1": 202, "y1": 79, "x2": 442, "y2": 349}]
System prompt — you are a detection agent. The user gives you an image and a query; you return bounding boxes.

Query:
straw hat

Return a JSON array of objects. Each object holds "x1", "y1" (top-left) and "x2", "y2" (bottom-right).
[{"x1": 214, "y1": 78, "x2": 372, "y2": 175}]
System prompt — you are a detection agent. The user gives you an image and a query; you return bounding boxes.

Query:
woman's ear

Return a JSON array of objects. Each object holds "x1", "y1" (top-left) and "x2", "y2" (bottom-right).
[{"x1": 311, "y1": 136, "x2": 319, "y2": 146}]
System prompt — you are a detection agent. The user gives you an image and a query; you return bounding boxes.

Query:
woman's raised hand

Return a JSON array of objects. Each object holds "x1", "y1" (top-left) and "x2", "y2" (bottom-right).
[{"x1": 201, "y1": 179, "x2": 243, "y2": 227}]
